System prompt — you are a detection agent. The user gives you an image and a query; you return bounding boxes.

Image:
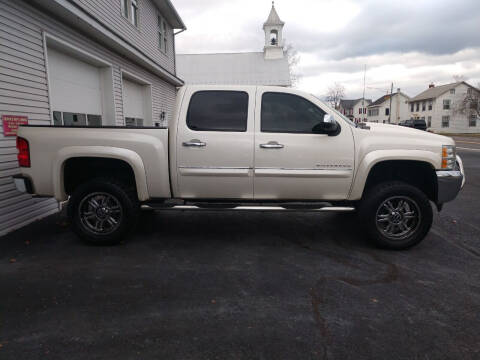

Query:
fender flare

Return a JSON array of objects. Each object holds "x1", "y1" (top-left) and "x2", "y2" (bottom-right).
[
  {"x1": 349, "y1": 149, "x2": 439, "y2": 200},
  {"x1": 53, "y1": 146, "x2": 149, "y2": 201}
]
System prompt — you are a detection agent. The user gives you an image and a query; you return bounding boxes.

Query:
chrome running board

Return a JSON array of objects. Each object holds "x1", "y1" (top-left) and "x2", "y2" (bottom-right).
[{"x1": 145, "y1": 204, "x2": 355, "y2": 212}]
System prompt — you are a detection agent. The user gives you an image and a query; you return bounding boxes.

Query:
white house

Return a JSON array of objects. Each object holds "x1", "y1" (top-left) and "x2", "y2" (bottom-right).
[
  {"x1": 367, "y1": 90, "x2": 410, "y2": 124},
  {"x1": 0, "y1": 0, "x2": 185, "y2": 236},
  {"x1": 339, "y1": 99, "x2": 372, "y2": 123},
  {"x1": 176, "y1": 3, "x2": 291, "y2": 86},
  {"x1": 409, "y1": 82, "x2": 480, "y2": 133}
]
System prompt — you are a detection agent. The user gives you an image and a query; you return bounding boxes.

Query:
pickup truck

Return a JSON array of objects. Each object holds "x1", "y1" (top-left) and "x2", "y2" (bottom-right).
[{"x1": 14, "y1": 85, "x2": 465, "y2": 249}]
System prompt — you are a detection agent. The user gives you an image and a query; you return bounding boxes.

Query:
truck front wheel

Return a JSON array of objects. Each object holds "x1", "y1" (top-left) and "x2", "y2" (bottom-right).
[
  {"x1": 68, "y1": 178, "x2": 140, "y2": 245},
  {"x1": 359, "y1": 181, "x2": 433, "y2": 250}
]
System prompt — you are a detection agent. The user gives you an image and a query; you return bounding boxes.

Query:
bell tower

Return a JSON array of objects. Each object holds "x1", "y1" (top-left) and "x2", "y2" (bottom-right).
[{"x1": 263, "y1": 1, "x2": 285, "y2": 60}]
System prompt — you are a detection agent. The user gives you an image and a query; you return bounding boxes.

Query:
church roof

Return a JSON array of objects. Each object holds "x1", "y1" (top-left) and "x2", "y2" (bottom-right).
[
  {"x1": 264, "y1": 3, "x2": 284, "y2": 27},
  {"x1": 176, "y1": 52, "x2": 291, "y2": 86}
]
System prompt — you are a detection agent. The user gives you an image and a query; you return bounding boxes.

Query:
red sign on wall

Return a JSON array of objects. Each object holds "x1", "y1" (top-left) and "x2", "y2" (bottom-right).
[{"x1": 2, "y1": 115, "x2": 28, "y2": 137}]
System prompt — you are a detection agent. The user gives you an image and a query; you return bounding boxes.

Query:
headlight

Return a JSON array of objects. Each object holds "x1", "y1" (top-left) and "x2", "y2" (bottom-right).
[{"x1": 441, "y1": 145, "x2": 456, "y2": 170}]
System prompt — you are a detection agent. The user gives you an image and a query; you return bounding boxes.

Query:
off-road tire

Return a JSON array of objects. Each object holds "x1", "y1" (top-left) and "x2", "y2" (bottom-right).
[
  {"x1": 68, "y1": 178, "x2": 140, "y2": 245},
  {"x1": 358, "y1": 181, "x2": 433, "y2": 250}
]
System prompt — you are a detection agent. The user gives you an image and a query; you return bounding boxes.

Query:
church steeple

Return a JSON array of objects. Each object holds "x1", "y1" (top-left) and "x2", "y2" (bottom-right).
[{"x1": 263, "y1": 1, "x2": 285, "y2": 59}]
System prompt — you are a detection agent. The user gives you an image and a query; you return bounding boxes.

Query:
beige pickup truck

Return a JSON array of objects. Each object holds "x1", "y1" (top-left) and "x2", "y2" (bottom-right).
[{"x1": 14, "y1": 85, "x2": 464, "y2": 249}]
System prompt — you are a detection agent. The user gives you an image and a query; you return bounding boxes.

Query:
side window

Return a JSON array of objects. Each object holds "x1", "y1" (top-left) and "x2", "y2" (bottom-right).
[
  {"x1": 261, "y1": 92, "x2": 327, "y2": 133},
  {"x1": 187, "y1": 91, "x2": 248, "y2": 132}
]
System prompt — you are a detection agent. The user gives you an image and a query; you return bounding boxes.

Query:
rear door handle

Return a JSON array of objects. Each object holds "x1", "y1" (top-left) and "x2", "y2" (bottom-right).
[
  {"x1": 183, "y1": 139, "x2": 206, "y2": 147},
  {"x1": 260, "y1": 141, "x2": 284, "y2": 149}
]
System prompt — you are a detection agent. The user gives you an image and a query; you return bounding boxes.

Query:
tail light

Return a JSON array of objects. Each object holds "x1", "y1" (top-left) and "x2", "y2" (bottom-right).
[{"x1": 16, "y1": 137, "x2": 30, "y2": 167}]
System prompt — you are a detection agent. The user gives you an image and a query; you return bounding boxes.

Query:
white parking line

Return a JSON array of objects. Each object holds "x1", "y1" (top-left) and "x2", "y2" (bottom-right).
[{"x1": 457, "y1": 147, "x2": 480, "y2": 151}]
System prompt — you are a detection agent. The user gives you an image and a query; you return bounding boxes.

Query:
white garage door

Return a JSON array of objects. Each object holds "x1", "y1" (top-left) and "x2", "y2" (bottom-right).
[
  {"x1": 47, "y1": 47, "x2": 103, "y2": 125},
  {"x1": 123, "y1": 78, "x2": 145, "y2": 126}
]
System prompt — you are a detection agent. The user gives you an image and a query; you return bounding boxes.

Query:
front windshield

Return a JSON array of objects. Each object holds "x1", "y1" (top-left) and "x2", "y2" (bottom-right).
[{"x1": 312, "y1": 95, "x2": 356, "y2": 127}]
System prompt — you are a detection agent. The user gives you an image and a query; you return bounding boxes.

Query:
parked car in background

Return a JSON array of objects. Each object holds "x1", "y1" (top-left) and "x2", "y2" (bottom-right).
[
  {"x1": 399, "y1": 119, "x2": 427, "y2": 131},
  {"x1": 14, "y1": 85, "x2": 464, "y2": 250}
]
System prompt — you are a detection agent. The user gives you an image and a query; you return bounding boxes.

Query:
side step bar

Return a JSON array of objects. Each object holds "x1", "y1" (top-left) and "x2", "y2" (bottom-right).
[{"x1": 144, "y1": 204, "x2": 355, "y2": 212}]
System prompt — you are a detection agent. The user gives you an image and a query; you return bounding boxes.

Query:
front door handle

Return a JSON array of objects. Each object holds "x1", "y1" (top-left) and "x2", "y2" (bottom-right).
[
  {"x1": 183, "y1": 139, "x2": 206, "y2": 147},
  {"x1": 260, "y1": 141, "x2": 284, "y2": 149}
]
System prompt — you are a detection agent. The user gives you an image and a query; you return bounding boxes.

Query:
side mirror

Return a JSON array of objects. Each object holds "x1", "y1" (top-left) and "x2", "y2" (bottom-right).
[{"x1": 312, "y1": 114, "x2": 340, "y2": 136}]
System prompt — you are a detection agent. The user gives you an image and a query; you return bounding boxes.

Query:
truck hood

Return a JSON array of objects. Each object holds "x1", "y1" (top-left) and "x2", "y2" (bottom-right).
[{"x1": 363, "y1": 122, "x2": 455, "y2": 146}]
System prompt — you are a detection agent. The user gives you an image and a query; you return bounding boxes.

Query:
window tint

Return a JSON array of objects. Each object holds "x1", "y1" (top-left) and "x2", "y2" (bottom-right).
[
  {"x1": 187, "y1": 91, "x2": 248, "y2": 132},
  {"x1": 261, "y1": 92, "x2": 327, "y2": 133}
]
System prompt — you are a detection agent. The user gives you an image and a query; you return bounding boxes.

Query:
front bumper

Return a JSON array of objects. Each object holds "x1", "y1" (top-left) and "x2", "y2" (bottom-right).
[{"x1": 436, "y1": 155, "x2": 465, "y2": 205}]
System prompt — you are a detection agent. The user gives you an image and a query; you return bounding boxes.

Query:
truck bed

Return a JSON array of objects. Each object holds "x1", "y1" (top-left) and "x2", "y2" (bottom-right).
[{"x1": 16, "y1": 125, "x2": 171, "y2": 201}]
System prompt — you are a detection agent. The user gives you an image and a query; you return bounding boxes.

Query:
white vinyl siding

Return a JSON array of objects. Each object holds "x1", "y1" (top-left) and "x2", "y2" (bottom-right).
[
  {"x1": 0, "y1": 0, "x2": 177, "y2": 236},
  {"x1": 0, "y1": 0, "x2": 59, "y2": 236},
  {"x1": 74, "y1": 0, "x2": 175, "y2": 72}
]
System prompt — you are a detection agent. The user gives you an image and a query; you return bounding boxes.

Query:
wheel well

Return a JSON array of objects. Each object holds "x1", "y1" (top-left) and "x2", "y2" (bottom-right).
[
  {"x1": 63, "y1": 157, "x2": 136, "y2": 195},
  {"x1": 363, "y1": 160, "x2": 437, "y2": 202}
]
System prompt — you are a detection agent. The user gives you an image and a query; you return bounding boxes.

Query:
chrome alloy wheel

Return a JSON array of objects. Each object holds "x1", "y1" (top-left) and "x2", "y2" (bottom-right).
[
  {"x1": 79, "y1": 192, "x2": 123, "y2": 235},
  {"x1": 375, "y1": 196, "x2": 421, "y2": 240}
]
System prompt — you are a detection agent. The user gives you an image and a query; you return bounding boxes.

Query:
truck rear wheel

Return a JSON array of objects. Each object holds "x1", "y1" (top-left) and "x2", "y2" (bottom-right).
[
  {"x1": 68, "y1": 178, "x2": 140, "y2": 245},
  {"x1": 359, "y1": 181, "x2": 433, "y2": 250}
]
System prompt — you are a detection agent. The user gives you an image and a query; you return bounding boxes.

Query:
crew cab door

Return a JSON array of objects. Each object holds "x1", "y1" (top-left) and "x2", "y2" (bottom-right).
[
  {"x1": 254, "y1": 89, "x2": 355, "y2": 200},
  {"x1": 176, "y1": 87, "x2": 255, "y2": 199}
]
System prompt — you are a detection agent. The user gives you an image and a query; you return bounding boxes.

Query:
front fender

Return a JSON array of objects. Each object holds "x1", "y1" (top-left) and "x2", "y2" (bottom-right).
[
  {"x1": 348, "y1": 149, "x2": 440, "y2": 200},
  {"x1": 53, "y1": 146, "x2": 149, "y2": 201}
]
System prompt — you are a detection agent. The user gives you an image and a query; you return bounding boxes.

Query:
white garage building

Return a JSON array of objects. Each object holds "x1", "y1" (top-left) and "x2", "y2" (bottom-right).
[{"x1": 0, "y1": 0, "x2": 186, "y2": 236}]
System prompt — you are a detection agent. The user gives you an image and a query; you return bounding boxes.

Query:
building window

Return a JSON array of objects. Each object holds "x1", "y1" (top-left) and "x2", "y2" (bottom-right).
[
  {"x1": 385, "y1": 108, "x2": 390, "y2": 116},
  {"x1": 442, "y1": 115, "x2": 450, "y2": 128},
  {"x1": 450, "y1": 89, "x2": 455, "y2": 95},
  {"x1": 121, "y1": 0, "x2": 139, "y2": 27},
  {"x1": 416, "y1": 103, "x2": 419, "y2": 111},
  {"x1": 427, "y1": 116, "x2": 432, "y2": 127},
  {"x1": 467, "y1": 88, "x2": 473, "y2": 95},
  {"x1": 270, "y1": 30, "x2": 278, "y2": 45},
  {"x1": 422, "y1": 102, "x2": 426, "y2": 111},
  {"x1": 158, "y1": 15, "x2": 168, "y2": 53},
  {"x1": 130, "y1": 0, "x2": 138, "y2": 26},
  {"x1": 125, "y1": 117, "x2": 144, "y2": 127},
  {"x1": 470, "y1": 99, "x2": 478, "y2": 110},
  {"x1": 443, "y1": 99, "x2": 451, "y2": 110},
  {"x1": 121, "y1": 0, "x2": 129, "y2": 18},
  {"x1": 53, "y1": 111, "x2": 102, "y2": 126},
  {"x1": 469, "y1": 115, "x2": 477, "y2": 127},
  {"x1": 428, "y1": 101, "x2": 433, "y2": 111},
  {"x1": 410, "y1": 103, "x2": 414, "y2": 112}
]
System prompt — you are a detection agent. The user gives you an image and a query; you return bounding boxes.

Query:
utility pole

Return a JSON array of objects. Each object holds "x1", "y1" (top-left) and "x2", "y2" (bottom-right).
[
  {"x1": 388, "y1": 82, "x2": 393, "y2": 123},
  {"x1": 362, "y1": 65, "x2": 366, "y2": 121}
]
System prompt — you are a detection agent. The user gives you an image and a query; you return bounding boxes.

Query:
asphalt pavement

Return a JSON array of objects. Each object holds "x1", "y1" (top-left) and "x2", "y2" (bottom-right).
[{"x1": 0, "y1": 148, "x2": 479, "y2": 360}]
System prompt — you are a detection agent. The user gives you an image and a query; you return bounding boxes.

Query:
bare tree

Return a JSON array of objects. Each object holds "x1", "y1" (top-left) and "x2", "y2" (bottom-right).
[
  {"x1": 285, "y1": 44, "x2": 301, "y2": 87},
  {"x1": 326, "y1": 83, "x2": 346, "y2": 109},
  {"x1": 453, "y1": 74, "x2": 467, "y2": 82},
  {"x1": 453, "y1": 85, "x2": 480, "y2": 119}
]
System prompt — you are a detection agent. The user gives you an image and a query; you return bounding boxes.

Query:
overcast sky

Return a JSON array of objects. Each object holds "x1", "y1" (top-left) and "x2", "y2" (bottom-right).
[{"x1": 173, "y1": 0, "x2": 480, "y2": 100}]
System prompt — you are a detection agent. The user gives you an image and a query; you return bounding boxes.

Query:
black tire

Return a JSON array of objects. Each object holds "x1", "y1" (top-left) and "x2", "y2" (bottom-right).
[
  {"x1": 68, "y1": 178, "x2": 140, "y2": 245},
  {"x1": 358, "y1": 181, "x2": 433, "y2": 250}
]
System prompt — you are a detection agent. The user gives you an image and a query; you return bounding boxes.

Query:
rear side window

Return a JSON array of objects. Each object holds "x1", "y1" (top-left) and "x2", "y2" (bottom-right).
[
  {"x1": 261, "y1": 92, "x2": 327, "y2": 133},
  {"x1": 187, "y1": 91, "x2": 248, "y2": 132}
]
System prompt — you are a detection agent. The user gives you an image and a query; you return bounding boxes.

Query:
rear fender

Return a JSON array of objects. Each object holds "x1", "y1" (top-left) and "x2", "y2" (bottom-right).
[{"x1": 53, "y1": 146, "x2": 149, "y2": 201}]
